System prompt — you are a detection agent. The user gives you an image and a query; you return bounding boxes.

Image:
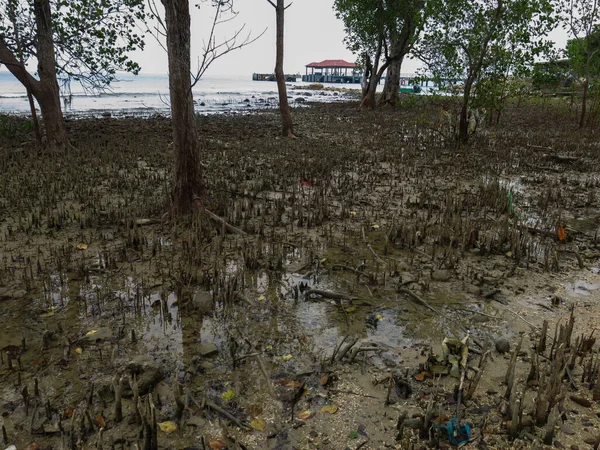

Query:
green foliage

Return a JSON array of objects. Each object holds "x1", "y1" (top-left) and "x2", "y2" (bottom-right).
[
  {"x1": 334, "y1": 0, "x2": 383, "y2": 58},
  {"x1": 417, "y1": 0, "x2": 556, "y2": 137},
  {"x1": 334, "y1": 0, "x2": 424, "y2": 77},
  {"x1": 418, "y1": 0, "x2": 556, "y2": 90},
  {"x1": 532, "y1": 59, "x2": 572, "y2": 90},
  {"x1": 0, "y1": 113, "x2": 32, "y2": 138},
  {"x1": 566, "y1": 26, "x2": 600, "y2": 82},
  {"x1": 0, "y1": 0, "x2": 147, "y2": 90}
]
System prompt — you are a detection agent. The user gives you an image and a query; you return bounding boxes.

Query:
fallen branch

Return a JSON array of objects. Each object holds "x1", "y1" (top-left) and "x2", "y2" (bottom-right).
[
  {"x1": 348, "y1": 346, "x2": 381, "y2": 363},
  {"x1": 193, "y1": 197, "x2": 248, "y2": 236},
  {"x1": 331, "y1": 335, "x2": 349, "y2": 364},
  {"x1": 187, "y1": 389, "x2": 249, "y2": 430},
  {"x1": 397, "y1": 288, "x2": 438, "y2": 314},
  {"x1": 306, "y1": 289, "x2": 355, "y2": 301},
  {"x1": 367, "y1": 243, "x2": 386, "y2": 265},
  {"x1": 335, "y1": 337, "x2": 359, "y2": 362},
  {"x1": 328, "y1": 389, "x2": 378, "y2": 399},
  {"x1": 203, "y1": 208, "x2": 248, "y2": 236}
]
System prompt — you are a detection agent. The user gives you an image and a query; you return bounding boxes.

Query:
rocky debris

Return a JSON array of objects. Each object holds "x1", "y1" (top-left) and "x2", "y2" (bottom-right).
[
  {"x1": 134, "y1": 218, "x2": 158, "y2": 226},
  {"x1": 495, "y1": 338, "x2": 511, "y2": 354},
  {"x1": 431, "y1": 270, "x2": 451, "y2": 282},
  {"x1": 465, "y1": 284, "x2": 482, "y2": 295},
  {"x1": 81, "y1": 327, "x2": 113, "y2": 344},
  {"x1": 200, "y1": 361, "x2": 215, "y2": 371},
  {"x1": 559, "y1": 423, "x2": 576, "y2": 435},
  {"x1": 570, "y1": 395, "x2": 592, "y2": 408},
  {"x1": 400, "y1": 272, "x2": 417, "y2": 285},
  {"x1": 0, "y1": 286, "x2": 27, "y2": 301},
  {"x1": 198, "y1": 343, "x2": 218, "y2": 357},
  {"x1": 191, "y1": 290, "x2": 214, "y2": 315},
  {"x1": 186, "y1": 416, "x2": 206, "y2": 428},
  {"x1": 124, "y1": 355, "x2": 164, "y2": 395}
]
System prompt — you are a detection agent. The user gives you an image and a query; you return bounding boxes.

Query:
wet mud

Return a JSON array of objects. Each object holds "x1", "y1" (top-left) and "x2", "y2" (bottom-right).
[{"x1": 1, "y1": 100, "x2": 600, "y2": 449}]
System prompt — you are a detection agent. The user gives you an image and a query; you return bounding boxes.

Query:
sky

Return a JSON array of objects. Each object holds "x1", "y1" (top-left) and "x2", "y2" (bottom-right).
[
  {"x1": 133, "y1": 0, "x2": 424, "y2": 77},
  {"x1": 1, "y1": 0, "x2": 570, "y2": 78}
]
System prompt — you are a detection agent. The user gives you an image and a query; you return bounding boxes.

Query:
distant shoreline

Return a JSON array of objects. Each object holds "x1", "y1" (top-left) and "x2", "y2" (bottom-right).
[{"x1": 0, "y1": 73, "x2": 362, "y2": 118}]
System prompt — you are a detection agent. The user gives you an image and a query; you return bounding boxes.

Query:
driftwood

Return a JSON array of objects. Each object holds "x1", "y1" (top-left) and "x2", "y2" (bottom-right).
[
  {"x1": 192, "y1": 197, "x2": 248, "y2": 236},
  {"x1": 203, "y1": 208, "x2": 248, "y2": 236},
  {"x1": 335, "y1": 337, "x2": 359, "y2": 362},
  {"x1": 188, "y1": 392, "x2": 249, "y2": 430}
]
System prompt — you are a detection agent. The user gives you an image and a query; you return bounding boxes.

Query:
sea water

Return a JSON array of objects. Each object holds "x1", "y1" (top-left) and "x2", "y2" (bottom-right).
[{"x1": 0, "y1": 71, "x2": 359, "y2": 117}]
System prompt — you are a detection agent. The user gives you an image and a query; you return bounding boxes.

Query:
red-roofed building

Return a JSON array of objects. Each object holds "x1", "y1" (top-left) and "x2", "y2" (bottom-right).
[{"x1": 302, "y1": 59, "x2": 361, "y2": 83}]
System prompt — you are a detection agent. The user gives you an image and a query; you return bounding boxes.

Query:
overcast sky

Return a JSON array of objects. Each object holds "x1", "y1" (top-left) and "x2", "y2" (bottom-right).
[
  {"x1": 1, "y1": 0, "x2": 570, "y2": 78},
  {"x1": 134, "y1": 0, "x2": 424, "y2": 76},
  {"x1": 133, "y1": 0, "x2": 571, "y2": 77}
]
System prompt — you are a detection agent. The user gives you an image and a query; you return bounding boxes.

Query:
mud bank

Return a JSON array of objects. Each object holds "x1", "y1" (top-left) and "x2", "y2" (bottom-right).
[{"x1": 1, "y1": 100, "x2": 600, "y2": 449}]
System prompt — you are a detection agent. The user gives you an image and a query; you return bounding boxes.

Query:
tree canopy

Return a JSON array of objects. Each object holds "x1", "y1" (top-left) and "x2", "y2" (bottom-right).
[
  {"x1": 416, "y1": 0, "x2": 555, "y2": 141},
  {"x1": 0, "y1": 0, "x2": 146, "y2": 90},
  {"x1": 566, "y1": 25, "x2": 600, "y2": 80},
  {"x1": 334, "y1": 0, "x2": 424, "y2": 107},
  {"x1": 418, "y1": 0, "x2": 555, "y2": 91}
]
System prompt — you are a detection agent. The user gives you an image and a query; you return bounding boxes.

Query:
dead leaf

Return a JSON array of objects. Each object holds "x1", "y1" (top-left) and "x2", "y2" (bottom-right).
[
  {"x1": 63, "y1": 407, "x2": 75, "y2": 419},
  {"x1": 209, "y1": 439, "x2": 227, "y2": 450},
  {"x1": 250, "y1": 418, "x2": 266, "y2": 431},
  {"x1": 23, "y1": 443, "x2": 40, "y2": 450},
  {"x1": 31, "y1": 358, "x2": 44, "y2": 366},
  {"x1": 74, "y1": 348, "x2": 82, "y2": 354},
  {"x1": 221, "y1": 389, "x2": 235, "y2": 401},
  {"x1": 320, "y1": 405, "x2": 338, "y2": 414},
  {"x1": 247, "y1": 405, "x2": 263, "y2": 417},
  {"x1": 434, "y1": 414, "x2": 449, "y2": 425},
  {"x1": 279, "y1": 380, "x2": 301, "y2": 388},
  {"x1": 558, "y1": 226, "x2": 566, "y2": 242},
  {"x1": 157, "y1": 421, "x2": 177, "y2": 433},
  {"x1": 96, "y1": 414, "x2": 105, "y2": 429},
  {"x1": 320, "y1": 375, "x2": 330, "y2": 386},
  {"x1": 415, "y1": 372, "x2": 429, "y2": 382},
  {"x1": 76, "y1": 243, "x2": 88, "y2": 250},
  {"x1": 297, "y1": 410, "x2": 312, "y2": 420}
]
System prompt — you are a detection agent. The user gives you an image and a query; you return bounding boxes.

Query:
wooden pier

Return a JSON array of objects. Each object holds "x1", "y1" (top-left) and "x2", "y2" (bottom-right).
[
  {"x1": 252, "y1": 73, "x2": 300, "y2": 82},
  {"x1": 252, "y1": 59, "x2": 438, "y2": 91},
  {"x1": 301, "y1": 59, "x2": 361, "y2": 83}
]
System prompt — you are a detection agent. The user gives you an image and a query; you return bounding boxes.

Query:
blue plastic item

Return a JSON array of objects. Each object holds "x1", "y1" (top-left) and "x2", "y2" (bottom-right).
[{"x1": 437, "y1": 417, "x2": 471, "y2": 446}]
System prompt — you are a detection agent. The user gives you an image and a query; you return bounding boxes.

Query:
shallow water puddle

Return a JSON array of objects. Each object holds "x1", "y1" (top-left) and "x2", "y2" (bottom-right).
[{"x1": 565, "y1": 280, "x2": 600, "y2": 296}]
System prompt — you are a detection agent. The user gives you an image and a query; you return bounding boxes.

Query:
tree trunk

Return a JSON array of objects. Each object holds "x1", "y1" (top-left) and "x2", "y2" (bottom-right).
[
  {"x1": 33, "y1": 0, "x2": 69, "y2": 151},
  {"x1": 274, "y1": 0, "x2": 294, "y2": 137},
  {"x1": 360, "y1": 39, "x2": 384, "y2": 109},
  {"x1": 379, "y1": 56, "x2": 403, "y2": 107},
  {"x1": 1, "y1": 1, "x2": 69, "y2": 151},
  {"x1": 361, "y1": 54, "x2": 372, "y2": 98},
  {"x1": 458, "y1": 78, "x2": 474, "y2": 143},
  {"x1": 162, "y1": 0, "x2": 206, "y2": 214},
  {"x1": 579, "y1": 79, "x2": 588, "y2": 129},
  {"x1": 25, "y1": 88, "x2": 42, "y2": 147},
  {"x1": 7, "y1": 3, "x2": 42, "y2": 147}
]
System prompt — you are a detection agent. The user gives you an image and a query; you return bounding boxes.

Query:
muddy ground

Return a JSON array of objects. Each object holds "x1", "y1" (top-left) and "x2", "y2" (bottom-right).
[{"x1": 1, "y1": 98, "x2": 600, "y2": 450}]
